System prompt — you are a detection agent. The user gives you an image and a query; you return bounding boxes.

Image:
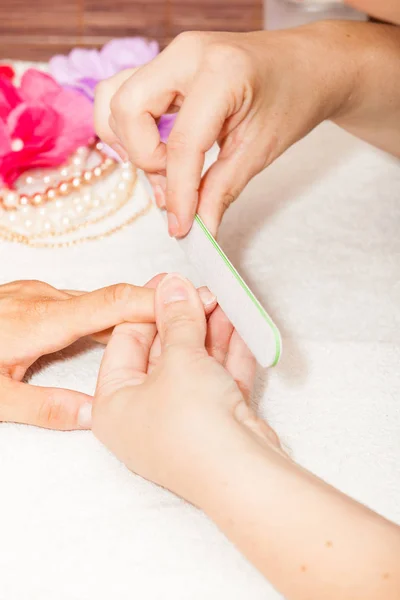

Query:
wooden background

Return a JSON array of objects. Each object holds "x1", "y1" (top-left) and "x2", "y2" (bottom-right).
[{"x1": 0, "y1": 0, "x2": 263, "y2": 61}]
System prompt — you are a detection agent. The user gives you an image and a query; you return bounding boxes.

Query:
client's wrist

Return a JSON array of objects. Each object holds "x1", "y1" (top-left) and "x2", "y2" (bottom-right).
[{"x1": 188, "y1": 416, "x2": 290, "y2": 513}]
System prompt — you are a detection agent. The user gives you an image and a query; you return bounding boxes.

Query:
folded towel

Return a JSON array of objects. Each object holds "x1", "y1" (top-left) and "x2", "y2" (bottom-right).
[{"x1": 0, "y1": 121, "x2": 399, "y2": 600}]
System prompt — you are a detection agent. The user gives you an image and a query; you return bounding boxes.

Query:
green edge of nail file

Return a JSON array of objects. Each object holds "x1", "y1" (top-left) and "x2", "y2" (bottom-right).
[{"x1": 176, "y1": 215, "x2": 282, "y2": 368}]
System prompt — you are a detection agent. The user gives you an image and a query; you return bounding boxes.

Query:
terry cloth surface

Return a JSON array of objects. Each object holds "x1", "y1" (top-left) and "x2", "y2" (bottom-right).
[{"x1": 0, "y1": 118, "x2": 399, "y2": 599}]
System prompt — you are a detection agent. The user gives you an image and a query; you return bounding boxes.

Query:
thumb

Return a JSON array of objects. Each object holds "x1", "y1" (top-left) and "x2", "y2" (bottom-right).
[
  {"x1": 0, "y1": 377, "x2": 93, "y2": 430},
  {"x1": 156, "y1": 274, "x2": 207, "y2": 351}
]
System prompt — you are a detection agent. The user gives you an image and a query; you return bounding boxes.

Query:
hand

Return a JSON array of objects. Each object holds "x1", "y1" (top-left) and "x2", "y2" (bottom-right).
[
  {"x1": 94, "y1": 25, "x2": 358, "y2": 236},
  {"x1": 0, "y1": 278, "x2": 216, "y2": 431},
  {"x1": 0, "y1": 279, "x2": 155, "y2": 430},
  {"x1": 93, "y1": 273, "x2": 282, "y2": 504},
  {"x1": 93, "y1": 273, "x2": 400, "y2": 600}
]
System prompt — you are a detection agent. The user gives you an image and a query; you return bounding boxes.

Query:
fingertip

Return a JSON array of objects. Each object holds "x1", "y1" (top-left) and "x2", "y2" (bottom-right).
[
  {"x1": 155, "y1": 273, "x2": 206, "y2": 348},
  {"x1": 145, "y1": 273, "x2": 167, "y2": 289},
  {"x1": 156, "y1": 273, "x2": 192, "y2": 305},
  {"x1": 77, "y1": 401, "x2": 93, "y2": 429},
  {"x1": 198, "y1": 287, "x2": 217, "y2": 311}
]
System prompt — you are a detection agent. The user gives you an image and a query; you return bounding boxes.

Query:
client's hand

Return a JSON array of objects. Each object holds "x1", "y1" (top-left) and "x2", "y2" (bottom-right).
[
  {"x1": 93, "y1": 274, "x2": 400, "y2": 600},
  {"x1": 0, "y1": 278, "x2": 216, "y2": 431},
  {"x1": 0, "y1": 279, "x2": 155, "y2": 430},
  {"x1": 93, "y1": 273, "x2": 282, "y2": 504}
]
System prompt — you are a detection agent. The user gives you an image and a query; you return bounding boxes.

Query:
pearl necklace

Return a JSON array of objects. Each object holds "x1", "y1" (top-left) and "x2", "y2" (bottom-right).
[{"x1": 0, "y1": 143, "x2": 150, "y2": 247}]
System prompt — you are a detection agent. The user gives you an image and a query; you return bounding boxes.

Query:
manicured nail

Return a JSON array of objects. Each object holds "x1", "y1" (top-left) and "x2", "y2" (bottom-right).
[
  {"x1": 198, "y1": 287, "x2": 217, "y2": 307},
  {"x1": 159, "y1": 273, "x2": 189, "y2": 304},
  {"x1": 111, "y1": 142, "x2": 129, "y2": 163},
  {"x1": 154, "y1": 184, "x2": 166, "y2": 208},
  {"x1": 78, "y1": 402, "x2": 92, "y2": 428},
  {"x1": 167, "y1": 212, "x2": 179, "y2": 237}
]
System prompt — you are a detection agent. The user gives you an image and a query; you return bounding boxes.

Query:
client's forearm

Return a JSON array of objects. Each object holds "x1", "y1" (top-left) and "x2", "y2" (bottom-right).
[{"x1": 195, "y1": 426, "x2": 400, "y2": 600}]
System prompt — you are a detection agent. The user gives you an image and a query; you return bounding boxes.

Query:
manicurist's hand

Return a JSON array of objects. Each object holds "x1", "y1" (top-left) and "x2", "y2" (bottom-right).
[
  {"x1": 95, "y1": 22, "x2": 400, "y2": 237},
  {"x1": 93, "y1": 273, "x2": 400, "y2": 600}
]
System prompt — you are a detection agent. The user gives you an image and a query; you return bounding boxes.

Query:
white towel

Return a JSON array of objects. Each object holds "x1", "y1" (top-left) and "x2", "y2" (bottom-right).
[{"x1": 0, "y1": 120, "x2": 399, "y2": 600}]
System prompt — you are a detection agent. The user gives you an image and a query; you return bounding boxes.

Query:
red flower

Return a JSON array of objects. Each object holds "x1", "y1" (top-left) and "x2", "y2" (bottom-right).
[
  {"x1": 0, "y1": 69, "x2": 94, "y2": 187},
  {"x1": 0, "y1": 65, "x2": 15, "y2": 81}
]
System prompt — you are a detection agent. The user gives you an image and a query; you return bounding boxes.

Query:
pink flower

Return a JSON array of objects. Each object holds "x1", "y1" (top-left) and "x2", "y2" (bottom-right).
[
  {"x1": 0, "y1": 65, "x2": 15, "y2": 81},
  {"x1": 0, "y1": 69, "x2": 94, "y2": 187},
  {"x1": 49, "y1": 38, "x2": 159, "y2": 101},
  {"x1": 50, "y1": 38, "x2": 175, "y2": 146}
]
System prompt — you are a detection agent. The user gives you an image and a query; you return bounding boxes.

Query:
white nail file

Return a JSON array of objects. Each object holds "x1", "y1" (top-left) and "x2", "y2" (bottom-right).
[{"x1": 175, "y1": 214, "x2": 282, "y2": 368}]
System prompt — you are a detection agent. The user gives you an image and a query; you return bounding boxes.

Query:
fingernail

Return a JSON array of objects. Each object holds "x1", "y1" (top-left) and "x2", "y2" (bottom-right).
[
  {"x1": 111, "y1": 142, "x2": 129, "y2": 163},
  {"x1": 167, "y1": 212, "x2": 179, "y2": 237},
  {"x1": 198, "y1": 287, "x2": 217, "y2": 307},
  {"x1": 78, "y1": 402, "x2": 92, "y2": 428},
  {"x1": 159, "y1": 274, "x2": 189, "y2": 304},
  {"x1": 154, "y1": 184, "x2": 166, "y2": 208}
]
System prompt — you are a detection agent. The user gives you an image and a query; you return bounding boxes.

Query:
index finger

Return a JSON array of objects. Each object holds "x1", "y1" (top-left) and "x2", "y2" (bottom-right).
[
  {"x1": 166, "y1": 71, "x2": 229, "y2": 237},
  {"x1": 95, "y1": 275, "x2": 164, "y2": 398},
  {"x1": 106, "y1": 52, "x2": 187, "y2": 173}
]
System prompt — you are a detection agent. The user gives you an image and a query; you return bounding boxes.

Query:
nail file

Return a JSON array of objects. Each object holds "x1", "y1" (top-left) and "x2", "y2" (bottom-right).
[{"x1": 175, "y1": 214, "x2": 282, "y2": 368}]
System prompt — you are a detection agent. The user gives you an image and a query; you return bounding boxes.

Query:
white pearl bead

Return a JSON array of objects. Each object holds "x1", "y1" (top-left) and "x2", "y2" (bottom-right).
[
  {"x1": 8, "y1": 212, "x2": 17, "y2": 222},
  {"x1": 43, "y1": 175, "x2": 51, "y2": 185},
  {"x1": 72, "y1": 157, "x2": 83, "y2": 167},
  {"x1": 24, "y1": 219, "x2": 32, "y2": 228},
  {"x1": 77, "y1": 146, "x2": 87, "y2": 155},
  {"x1": 83, "y1": 193, "x2": 91, "y2": 204},
  {"x1": 38, "y1": 207, "x2": 46, "y2": 216},
  {"x1": 76, "y1": 205, "x2": 84, "y2": 214},
  {"x1": 72, "y1": 177, "x2": 81, "y2": 188},
  {"x1": 20, "y1": 196, "x2": 29, "y2": 205},
  {"x1": 44, "y1": 221, "x2": 51, "y2": 231},
  {"x1": 61, "y1": 216, "x2": 70, "y2": 226},
  {"x1": 3, "y1": 192, "x2": 19, "y2": 208},
  {"x1": 11, "y1": 138, "x2": 24, "y2": 152},
  {"x1": 25, "y1": 176, "x2": 34, "y2": 185},
  {"x1": 109, "y1": 192, "x2": 117, "y2": 202},
  {"x1": 122, "y1": 170, "x2": 133, "y2": 181},
  {"x1": 60, "y1": 168, "x2": 69, "y2": 178},
  {"x1": 73, "y1": 196, "x2": 81, "y2": 205},
  {"x1": 47, "y1": 189, "x2": 56, "y2": 200},
  {"x1": 21, "y1": 206, "x2": 30, "y2": 214},
  {"x1": 92, "y1": 198, "x2": 100, "y2": 208},
  {"x1": 96, "y1": 142, "x2": 104, "y2": 151},
  {"x1": 55, "y1": 199, "x2": 64, "y2": 209}
]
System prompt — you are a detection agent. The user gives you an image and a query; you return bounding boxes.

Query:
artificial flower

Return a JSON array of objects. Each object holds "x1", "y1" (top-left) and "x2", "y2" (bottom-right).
[
  {"x1": 0, "y1": 65, "x2": 15, "y2": 81},
  {"x1": 50, "y1": 37, "x2": 175, "y2": 143},
  {"x1": 0, "y1": 69, "x2": 94, "y2": 187},
  {"x1": 50, "y1": 38, "x2": 159, "y2": 101}
]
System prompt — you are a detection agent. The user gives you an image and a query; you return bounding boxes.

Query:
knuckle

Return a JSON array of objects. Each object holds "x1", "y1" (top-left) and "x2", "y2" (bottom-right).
[
  {"x1": 110, "y1": 88, "x2": 134, "y2": 122},
  {"x1": 173, "y1": 30, "x2": 204, "y2": 48},
  {"x1": 104, "y1": 283, "x2": 132, "y2": 307},
  {"x1": 220, "y1": 191, "x2": 236, "y2": 214},
  {"x1": 94, "y1": 78, "x2": 109, "y2": 103},
  {"x1": 114, "y1": 324, "x2": 150, "y2": 352},
  {"x1": 38, "y1": 392, "x2": 68, "y2": 428},
  {"x1": 206, "y1": 43, "x2": 252, "y2": 74},
  {"x1": 131, "y1": 152, "x2": 158, "y2": 173},
  {"x1": 163, "y1": 312, "x2": 197, "y2": 337},
  {"x1": 18, "y1": 279, "x2": 46, "y2": 293},
  {"x1": 167, "y1": 130, "x2": 189, "y2": 154}
]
